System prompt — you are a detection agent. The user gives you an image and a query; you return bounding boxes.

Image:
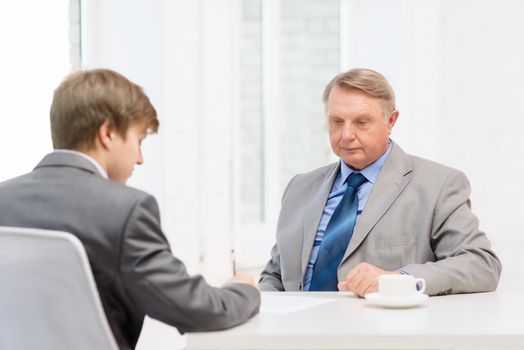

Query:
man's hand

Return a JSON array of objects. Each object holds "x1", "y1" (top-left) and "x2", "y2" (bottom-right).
[
  {"x1": 337, "y1": 262, "x2": 399, "y2": 298},
  {"x1": 228, "y1": 272, "x2": 260, "y2": 290}
]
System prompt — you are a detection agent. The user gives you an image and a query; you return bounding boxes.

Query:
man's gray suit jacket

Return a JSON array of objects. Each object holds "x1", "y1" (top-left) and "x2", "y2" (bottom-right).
[
  {"x1": 0, "y1": 152, "x2": 260, "y2": 350},
  {"x1": 259, "y1": 141, "x2": 502, "y2": 296}
]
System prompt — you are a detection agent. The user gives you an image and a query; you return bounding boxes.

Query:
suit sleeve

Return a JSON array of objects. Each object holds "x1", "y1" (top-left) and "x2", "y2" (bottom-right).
[
  {"x1": 258, "y1": 174, "x2": 301, "y2": 291},
  {"x1": 401, "y1": 170, "x2": 502, "y2": 295},
  {"x1": 258, "y1": 244, "x2": 285, "y2": 291},
  {"x1": 119, "y1": 195, "x2": 260, "y2": 333}
]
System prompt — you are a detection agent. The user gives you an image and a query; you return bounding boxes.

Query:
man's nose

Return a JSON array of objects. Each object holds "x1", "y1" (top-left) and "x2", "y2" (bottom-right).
[
  {"x1": 137, "y1": 149, "x2": 144, "y2": 165},
  {"x1": 341, "y1": 123, "x2": 355, "y2": 140}
]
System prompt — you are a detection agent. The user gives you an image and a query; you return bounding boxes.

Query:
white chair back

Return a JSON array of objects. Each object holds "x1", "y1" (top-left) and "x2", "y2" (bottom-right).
[{"x1": 0, "y1": 226, "x2": 119, "y2": 350}]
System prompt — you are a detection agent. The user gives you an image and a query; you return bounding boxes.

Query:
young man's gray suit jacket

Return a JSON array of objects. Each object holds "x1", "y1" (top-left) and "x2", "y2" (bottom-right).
[
  {"x1": 0, "y1": 152, "x2": 260, "y2": 350},
  {"x1": 259, "y1": 141, "x2": 502, "y2": 295}
]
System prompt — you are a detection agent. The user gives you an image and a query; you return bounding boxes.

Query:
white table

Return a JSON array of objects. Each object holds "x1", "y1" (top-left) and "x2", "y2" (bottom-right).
[{"x1": 186, "y1": 291, "x2": 524, "y2": 350}]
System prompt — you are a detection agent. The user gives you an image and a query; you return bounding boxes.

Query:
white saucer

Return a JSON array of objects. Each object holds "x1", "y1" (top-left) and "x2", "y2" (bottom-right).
[{"x1": 365, "y1": 292, "x2": 428, "y2": 308}]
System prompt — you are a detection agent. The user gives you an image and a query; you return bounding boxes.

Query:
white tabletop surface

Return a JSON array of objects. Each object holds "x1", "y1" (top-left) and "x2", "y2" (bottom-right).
[{"x1": 186, "y1": 291, "x2": 524, "y2": 350}]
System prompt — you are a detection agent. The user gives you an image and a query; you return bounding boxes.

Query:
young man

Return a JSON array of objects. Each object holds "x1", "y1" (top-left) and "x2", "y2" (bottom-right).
[
  {"x1": 259, "y1": 68, "x2": 501, "y2": 297},
  {"x1": 0, "y1": 69, "x2": 260, "y2": 350}
]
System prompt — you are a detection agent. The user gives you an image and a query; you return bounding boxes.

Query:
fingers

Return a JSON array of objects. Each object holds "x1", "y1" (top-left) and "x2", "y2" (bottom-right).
[
  {"x1": 229, "y1": 272, "x2": 260, "y2": 290},
  {"x1": 337, "y1": 281, "x2": 349, "y2": 291},
  {"x1": 344, "y1": 263, "x2": 387, "y2": 298},
  {"x1": 357, "y1": 276, "x2": 377, "y2": 297},
  {"x1": 347, "y1": 268, "x2": 366, "y2": 297},
  {"x1": 345, "y1": 263, "x2": 361, "y2": 284}
]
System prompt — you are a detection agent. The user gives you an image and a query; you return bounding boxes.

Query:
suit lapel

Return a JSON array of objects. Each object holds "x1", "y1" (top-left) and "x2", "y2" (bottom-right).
[
  {"x1": 342, "y1": 142, "x2": 413, "y2": 262},
  {"x1": 301, "y1": 162, "x2": 339, "y2": 276}
]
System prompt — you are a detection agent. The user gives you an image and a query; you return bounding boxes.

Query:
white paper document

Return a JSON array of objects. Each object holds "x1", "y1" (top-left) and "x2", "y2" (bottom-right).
[{"x1": 260, "y1": 294, "x2": 336, "y2": 314}]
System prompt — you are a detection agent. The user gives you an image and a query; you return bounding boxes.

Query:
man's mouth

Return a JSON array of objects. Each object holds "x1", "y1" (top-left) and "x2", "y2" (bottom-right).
[{"x1": 341, "y1": 147, "x2": 360, "y2": 152}]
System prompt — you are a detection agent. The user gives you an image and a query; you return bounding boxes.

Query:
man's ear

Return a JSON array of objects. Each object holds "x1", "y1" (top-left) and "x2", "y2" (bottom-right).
[
  {"x1": 387, "y1": 109, "x2": 399, "y2": 134},
  {"x1": 98, "y1": 121, "x2": 115, "y2": 150}
]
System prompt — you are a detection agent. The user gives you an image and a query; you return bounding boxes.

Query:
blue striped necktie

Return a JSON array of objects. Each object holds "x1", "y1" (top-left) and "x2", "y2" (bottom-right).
[{"x1": 309, "y1": 172, "x2": 367, "y2": 291}]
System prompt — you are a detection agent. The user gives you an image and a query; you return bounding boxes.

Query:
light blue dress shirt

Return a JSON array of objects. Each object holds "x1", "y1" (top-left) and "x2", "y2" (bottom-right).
[{"x1": 303, "y1": 142, "x2": 392, "y2": 290}]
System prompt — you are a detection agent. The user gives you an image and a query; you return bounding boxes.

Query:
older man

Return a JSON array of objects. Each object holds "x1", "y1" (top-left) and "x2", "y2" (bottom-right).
[{"x1": 259, "y1": 68, "x2": 501, "y2": 297}]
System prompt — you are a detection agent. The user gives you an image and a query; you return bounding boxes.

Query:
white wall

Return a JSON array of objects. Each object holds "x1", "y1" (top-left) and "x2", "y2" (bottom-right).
[{"x1": 0, "y1": 1, "x2": 70, "y2": 182}]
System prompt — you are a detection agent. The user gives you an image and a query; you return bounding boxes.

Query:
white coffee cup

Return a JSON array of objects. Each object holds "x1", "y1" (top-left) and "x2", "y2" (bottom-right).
[{"x1": 378, "y1": 274, "x2": 426, "y2": 299}]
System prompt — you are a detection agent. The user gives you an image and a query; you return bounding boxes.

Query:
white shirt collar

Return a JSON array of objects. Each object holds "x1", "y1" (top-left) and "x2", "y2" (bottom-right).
[{"x1": 53, "y1": 149, "x2": 108, "y2": 179}]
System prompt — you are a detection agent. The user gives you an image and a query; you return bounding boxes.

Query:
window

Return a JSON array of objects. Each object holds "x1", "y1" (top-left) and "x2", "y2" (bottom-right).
[{"x1": 235, "y1": 0, "x2": 341, "y2": 268}]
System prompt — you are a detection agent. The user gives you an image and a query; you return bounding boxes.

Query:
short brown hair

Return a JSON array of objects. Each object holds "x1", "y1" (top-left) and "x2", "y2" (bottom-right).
[
  {"x1": 50, "y1": 69, "x2": 159, "y2": 150},
  {"x1": 322, "y1": 68, "x2": 396, "y2": 115}
]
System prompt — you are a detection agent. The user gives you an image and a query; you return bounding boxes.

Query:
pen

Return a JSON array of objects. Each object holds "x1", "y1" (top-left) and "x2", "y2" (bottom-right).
[{"x1": 230, "y1": 248, "x2": 236, "y2": 275}]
